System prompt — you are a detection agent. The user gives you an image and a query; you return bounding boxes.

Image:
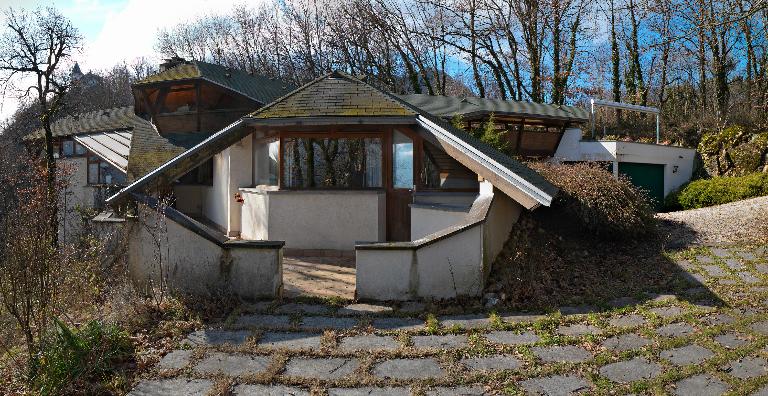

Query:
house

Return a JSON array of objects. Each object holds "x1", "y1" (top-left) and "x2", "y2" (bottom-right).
[{"x1": 28, "y1": 58, "x2": 696, "y2": 301}]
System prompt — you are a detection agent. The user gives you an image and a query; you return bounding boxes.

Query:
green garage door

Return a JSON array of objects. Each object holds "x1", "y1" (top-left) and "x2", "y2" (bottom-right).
[{"x1": 617, "y1": 162, "x2": 665, "y2": 210}]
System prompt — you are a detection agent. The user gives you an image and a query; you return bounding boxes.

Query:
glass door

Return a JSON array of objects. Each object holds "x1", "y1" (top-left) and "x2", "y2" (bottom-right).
[{"x1": 387, "y1": 130, "x2": 414, "y2": 241}]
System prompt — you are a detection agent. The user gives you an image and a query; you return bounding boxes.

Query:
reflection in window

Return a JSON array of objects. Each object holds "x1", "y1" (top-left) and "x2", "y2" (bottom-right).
[
  {"x1": 87, "y1": 155, "x2": 127, "y2": 185},
  {"x1": 282, "y1": 137, "x2": 382, "y2": 189},
  {"x1": 254, "y1": 138, "x2": 279, "y2": 186},
  {"x1": 392, "y1": 131, "x2": 413, "y2": 189},
  {"x1": 62, "y1": 140, "x2": 74, "y2": 156}
]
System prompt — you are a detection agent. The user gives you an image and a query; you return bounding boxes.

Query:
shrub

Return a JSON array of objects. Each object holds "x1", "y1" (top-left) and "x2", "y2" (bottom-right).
[
  {"x1": 451, "y1": 113, "x2": 511, "y2": 154},
  {"x1": 698, "y1": 125, "x2": 768, "y2": 176},
  {"x1": 667, "y1": 172, "x2": 768, "y2": 210},
  {"x1": 33, "y1": 319, "x2": 132, "y2": 395},
  {"x1": 528, "y1": 161, "x2": 656, "y2": 240}
]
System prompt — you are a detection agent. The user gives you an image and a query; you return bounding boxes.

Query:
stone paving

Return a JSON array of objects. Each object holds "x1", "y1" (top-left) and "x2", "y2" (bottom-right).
[{"x1": 129, "y1": 244, "x2": 768, "y2": 395}]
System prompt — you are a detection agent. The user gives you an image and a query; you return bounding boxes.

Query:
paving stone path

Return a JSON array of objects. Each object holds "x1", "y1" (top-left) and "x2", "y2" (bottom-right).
[{"x1": 130, "y1": 245, "x2": 768, "y2": 395}]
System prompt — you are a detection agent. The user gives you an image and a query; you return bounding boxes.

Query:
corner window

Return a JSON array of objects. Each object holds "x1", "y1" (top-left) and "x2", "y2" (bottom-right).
[
  {"x1": 392, "y1": 131, "x2": 414, "y2": 189},
  {"x1": 74, "y1": 142, "x2": 86, "y2": 156},
  {"x1": 282, "y1": 136, "x2": 383, "y2": 189},
  {"x1": 254, "y1": 138, "x2": 279, "y2": 186}
]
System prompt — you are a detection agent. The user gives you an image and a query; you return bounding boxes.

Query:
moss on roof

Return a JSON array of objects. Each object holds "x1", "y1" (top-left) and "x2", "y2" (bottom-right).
[
  {"x1": 25, "y1": 106, "x2": 143, "y2": 140},
  {"x1": 250, "y1": 73, "x2": 415, "y2": 119},
  {"x1": 135, "y1": 60, "x2": 294, "y2": 105},
  {"x1": 397, "y1": 94, "x2": 589, "y2": 123}
]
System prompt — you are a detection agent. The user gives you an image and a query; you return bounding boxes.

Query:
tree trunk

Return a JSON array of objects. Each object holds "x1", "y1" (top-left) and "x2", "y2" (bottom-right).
[{"x1": 40, "y1": 99, "x2": 59, "y2": 248}]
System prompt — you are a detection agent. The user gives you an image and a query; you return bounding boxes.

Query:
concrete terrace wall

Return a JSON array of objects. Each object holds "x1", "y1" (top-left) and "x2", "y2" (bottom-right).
[
  {"x1": 615, "y1": 141, "x2": 696, "y2": 196},
  {"x1": 356, "y1": 183, "x2": 521, "y2": 301},
  {"x1": 240, "y1": 188, "x2": 385, "y2": 250},
  {"x1": 127, "y1": 204, "x2": 282, "y2": 300},
  {"x1": 554, "y1": 129, "x2": 697, "y2": 196},
  {"x1": 410, "y1": 204, "x2": 470, "y2": 240},
  {"x1": 198, "y1": 136, "x2": 253, "y2": 236},
  {"x1": 202, "y1": 151, "x2": 229, "y2": 230}
]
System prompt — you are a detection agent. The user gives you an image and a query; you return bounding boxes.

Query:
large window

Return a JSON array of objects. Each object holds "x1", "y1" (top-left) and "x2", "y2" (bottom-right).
[
  {"x1": 60, "y1": 139, "x2": 86, "y2": 157},
  {"x1": 282, "y1": 136, "x2": 382, "y2": 189}
]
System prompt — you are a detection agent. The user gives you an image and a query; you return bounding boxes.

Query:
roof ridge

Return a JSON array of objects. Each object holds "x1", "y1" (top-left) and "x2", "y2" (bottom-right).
[{"x1": 243, "y1": 72, "x2": 336, "y2": 118}]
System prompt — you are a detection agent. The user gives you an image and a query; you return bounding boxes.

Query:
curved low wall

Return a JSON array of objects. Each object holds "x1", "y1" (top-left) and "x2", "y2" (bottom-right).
[
  {"x1": 240, "y1": 187, "x2": 385, "y2": 250},
  {"x1": 127, "y1": 195, "x2": 283, "y2": 300},
  {"x1": 355, "y1": 182, "x2": 522, "y2": 301}
]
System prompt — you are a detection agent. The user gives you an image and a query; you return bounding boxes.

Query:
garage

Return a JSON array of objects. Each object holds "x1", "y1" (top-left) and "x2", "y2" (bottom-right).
[{"x1": 618, "y1": 162, "x2": 665, "y2": 210}]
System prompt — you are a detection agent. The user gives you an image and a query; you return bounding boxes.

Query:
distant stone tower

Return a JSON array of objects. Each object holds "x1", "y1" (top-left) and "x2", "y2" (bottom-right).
[{"x1": 71, "y1": 62, "x2": 84, "y2": 81}]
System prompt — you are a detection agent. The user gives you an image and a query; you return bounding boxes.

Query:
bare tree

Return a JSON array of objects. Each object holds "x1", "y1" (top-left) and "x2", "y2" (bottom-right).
[{"x1": 0, "y1": 7, "x2": 82, "y2": 247}]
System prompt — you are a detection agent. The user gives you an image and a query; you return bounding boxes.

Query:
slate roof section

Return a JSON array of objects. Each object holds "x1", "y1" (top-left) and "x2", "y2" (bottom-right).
[
  {"x1": 25, "y1": 106, "x2": 145, "y2": 140},
  {"x1": 398, "y1": 94, "x2": 589, "y2": 123},
  {"x1": 108, "y1": 72, "x2": 558, "y2": 208},
  {"x1": 74, "y1": 131, "x2": 132, "y2": 173},
  {"x1": 134, "y1": 60, "x2": 294, "y2": 105},
  {"x1": 126, "y1": 124, "x2": 209, "y2": 182},
  {"x1": 250, "y1": 74, "x2": 415, "y2": 118}
]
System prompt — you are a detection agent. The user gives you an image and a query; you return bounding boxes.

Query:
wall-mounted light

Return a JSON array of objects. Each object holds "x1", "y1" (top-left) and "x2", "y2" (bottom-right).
[{"x1": 673, "y1": 165, "x2": 679, "y2": 173}]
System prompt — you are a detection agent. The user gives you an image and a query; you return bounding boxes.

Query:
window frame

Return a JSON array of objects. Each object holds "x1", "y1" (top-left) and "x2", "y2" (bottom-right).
[{"x1": 278, "y1": 131, "x2": 386, "y2": 191}]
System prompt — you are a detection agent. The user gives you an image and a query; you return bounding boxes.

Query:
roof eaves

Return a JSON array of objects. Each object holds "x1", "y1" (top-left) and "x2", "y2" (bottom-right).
[
  {"x1": 73, "y1": 133, "x2": 130, "y2": 174},
  {"x1": 243, "y1": 72, "x2": 336, "y2": 119},
  {"x1": 362, "y1": 80, "x2": 559, "y2": 206}
]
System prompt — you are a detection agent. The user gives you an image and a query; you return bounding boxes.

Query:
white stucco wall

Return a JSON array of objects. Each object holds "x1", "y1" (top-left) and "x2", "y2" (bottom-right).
[
  {"x1": 356, "y1": 182, "x2": 523, "y2": 301},
  {"x1": 354, "y1": 249, "x2": 414, "y2": 300},
  {"x1": 199, "y1": 136, "x2": 254, "y2": 236},
  {"x1": 239, "y1": 188, "x2": 385, "y2": 250},
  {"x1": 553, "y1": 129, "x2": 697, "y2": 196},
  {"x1": 410, "y1": 205, "x2": 469, "y2": 240},
  {"x1": 58, "y1": 157, "x2": 102, "y2": 243},
  {"x1": 414, "y1": 225, "x2": 484, "y2": 298},
  {"x1": 240, "y1": 188, "x2": 270, "y2": 240},
  {"x1": 127, "y1": 206, "x2": 282, "y2": 299},
  {"x1": 203, "y1": 151, "x2": 229, "y2": 230},
  {"x1": 228, "y1": 136, "x2": 253, "y2": 235}
]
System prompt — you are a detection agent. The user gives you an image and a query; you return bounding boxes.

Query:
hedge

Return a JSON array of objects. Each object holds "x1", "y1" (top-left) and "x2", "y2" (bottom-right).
[
  {"x1": 666, "y1": 172, "x2": 768, "y2": 210},
  {"x1": 529, "y1": 161, "x2": 657, "y2": 240}
]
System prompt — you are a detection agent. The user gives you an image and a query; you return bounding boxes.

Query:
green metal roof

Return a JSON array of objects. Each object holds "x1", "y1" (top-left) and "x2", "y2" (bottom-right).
[
  {"x1": 397, "y1": 94, "x2": 589, "y2": 123},
  {"x1": 135, "y1": 60, "x2": 295, "y2": 105}
]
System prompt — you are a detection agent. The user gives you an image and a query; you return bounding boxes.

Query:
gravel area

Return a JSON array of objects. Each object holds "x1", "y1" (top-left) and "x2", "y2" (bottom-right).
[{"x1": 657, "y1": 196, "x2": 768, "y2": 246}]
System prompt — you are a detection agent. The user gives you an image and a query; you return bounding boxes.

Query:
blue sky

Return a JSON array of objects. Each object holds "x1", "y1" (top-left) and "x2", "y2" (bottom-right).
[{"x1": 0, "y1": 0, "x2": 250, "y2": 122}]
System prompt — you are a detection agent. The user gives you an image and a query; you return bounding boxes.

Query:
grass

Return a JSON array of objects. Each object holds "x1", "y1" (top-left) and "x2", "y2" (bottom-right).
[{"x1": 123, "y1": 243, "x2": 768, "y2": 395}]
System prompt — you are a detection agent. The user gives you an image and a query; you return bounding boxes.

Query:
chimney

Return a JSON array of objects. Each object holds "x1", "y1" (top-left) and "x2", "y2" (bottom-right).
[{"x1": 159, "y1": 56, "x2": 187, "y2": 71}]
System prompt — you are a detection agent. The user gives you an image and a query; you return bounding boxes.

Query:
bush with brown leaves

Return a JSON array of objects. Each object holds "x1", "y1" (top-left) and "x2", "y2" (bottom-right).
[{"x1": 529, "y1": 161, "x2": 657, "y2": 240}]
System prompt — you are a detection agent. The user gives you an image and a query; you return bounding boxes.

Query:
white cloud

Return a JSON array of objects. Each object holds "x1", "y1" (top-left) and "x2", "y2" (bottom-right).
[
  {"x1": 79, "y1": 0, "x2": 254, "y2": 72},
  {"x1": 1, "y1": 0, "x2": 258, "y2": 123}
]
